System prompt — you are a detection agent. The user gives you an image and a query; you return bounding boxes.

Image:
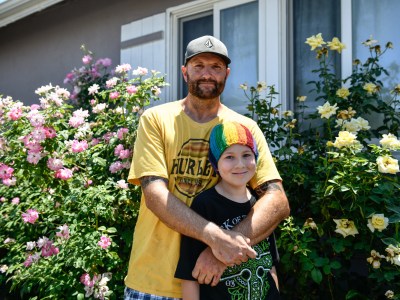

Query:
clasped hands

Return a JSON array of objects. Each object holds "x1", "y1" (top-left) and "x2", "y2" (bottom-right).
[{"x1": 191, "y1": 229, "x2": 256, "y2": 286}]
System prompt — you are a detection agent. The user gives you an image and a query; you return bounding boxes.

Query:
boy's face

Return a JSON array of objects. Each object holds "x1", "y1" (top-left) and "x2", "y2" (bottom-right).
[{"x1": 217, "y1": 144, "x2": 256, "y2": 187}]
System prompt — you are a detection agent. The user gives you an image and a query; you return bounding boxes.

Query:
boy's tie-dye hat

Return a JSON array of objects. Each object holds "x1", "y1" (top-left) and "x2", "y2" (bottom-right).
[{"x1": 208, "y1": 121, "x2": 258, "y2": 171}]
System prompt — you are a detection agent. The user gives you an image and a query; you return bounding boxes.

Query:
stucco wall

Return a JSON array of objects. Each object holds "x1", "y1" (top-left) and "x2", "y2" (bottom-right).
[{"x1": 0, "y1": 0, "x2": 191, "y2": 105}]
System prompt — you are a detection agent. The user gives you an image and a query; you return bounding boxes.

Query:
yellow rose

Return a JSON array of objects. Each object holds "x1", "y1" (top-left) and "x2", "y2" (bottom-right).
[
  {"x1": 327, "y1": 37, "x2": 346, "y2": 53},
  {"x1": 363, "y1": 82, "x2": 378, "y2": 95},
  {"x1": 317, "y1": 102, "x2": 338, "y2": 119},
  {"x1": 391, "y1": 84, "x2": 400, "y2": 95},
  {"x1": 283, "y1": 110, "x2": 294, "y2": 117},
  {"x1": 379, "y1": 133, "x2": 400, "y2": 151},
  {"x1": 385, "y1": 290, "x2": 394, "y2": 299},
  {"x1": 376, "y1": 155, "x2": 400, "y2": 174},
  {"x1": 297, "y1": 96, "x2": 307, "y2": 102},
  {"x1": 362, "y1": 36, "x2": 378, "y2": 47},
  {"x1": 394, "y1": 255, "x2": 400, "y2": 266},
  {"x1": 333, "y1": 219, "x2": 359, "y2": 238},
  {"x1": 336, "y1": 87, "x2": 350, "y2": 99},
  {"x1": 305, "y1": 33, "x2": 326, "y2": 51},
  {"x1": 367, "y1": 214, "x2": 389, "y2": 232},
  {"x1": 332, "y1": 131, "x2": 357, "y2": 149},
  {"x1": 304, "y1": 218, "x2": 318, "y2": 230},
  {"x1": 256, "y1": 81, "x2": 267, "y2": 92}
]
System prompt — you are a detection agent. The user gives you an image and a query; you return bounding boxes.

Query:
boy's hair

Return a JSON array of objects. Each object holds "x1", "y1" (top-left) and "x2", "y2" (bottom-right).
[{"x1": 208, "y1": 121, "x2": 258, "y2": 171}]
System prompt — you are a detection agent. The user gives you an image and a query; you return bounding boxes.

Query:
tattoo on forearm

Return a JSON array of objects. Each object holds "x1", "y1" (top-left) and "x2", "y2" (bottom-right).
[
  {"x1": 140, "y1": 176, "x2": 168, "y2": 189},
  {"x1": 254, "y1": 180, "x2": 282, "y2": 197}
]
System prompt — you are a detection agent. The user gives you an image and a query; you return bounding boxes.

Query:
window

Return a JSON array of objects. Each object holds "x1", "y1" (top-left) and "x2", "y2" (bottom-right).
[
  {"x1": 351, "y1": 0, "x2": 400, "y2": 90},
  {"x1": 217, "y1": 0, "x2": 258, "y2": 113},
  {"x1": 291, "y1": 0, "x2": 400, "y2": 117},
  {"x1": 291, "y1": 0, "x2": 341, "y2": 114}
]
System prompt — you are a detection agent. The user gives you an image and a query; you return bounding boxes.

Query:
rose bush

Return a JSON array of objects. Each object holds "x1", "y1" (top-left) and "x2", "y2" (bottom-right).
[
  {"x1": 244, "y1": 34, "x2": 400, "y2": 299},
  {"x1": 0, "y1": 50, "x2": 166, "y2": 299}
]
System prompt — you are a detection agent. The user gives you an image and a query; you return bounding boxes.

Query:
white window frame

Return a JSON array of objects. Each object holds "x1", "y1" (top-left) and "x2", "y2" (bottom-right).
[
  {"x1": 340, "y1": 0, "x2": 353, "y2": 80},
  {"x1": 166, "y1": 0, "x2": 287, "y2": 111}
]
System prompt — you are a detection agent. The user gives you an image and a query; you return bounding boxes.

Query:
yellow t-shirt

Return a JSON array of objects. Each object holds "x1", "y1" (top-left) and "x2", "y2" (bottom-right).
[{"x1": 125, "y1": 100, "x2": 281, "y2": 298}]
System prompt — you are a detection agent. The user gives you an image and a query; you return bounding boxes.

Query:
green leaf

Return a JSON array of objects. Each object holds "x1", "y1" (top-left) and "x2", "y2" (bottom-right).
[
  {"x1": 311, "y1": 268, "x2": 322, "y2": 284},
  {"x1": 330, "y1": 260, "x2": 341, "y2": 269},
  {"x1": 314, "y1": 257, "x2": 329, "y2": 267},
  {"x1": 93, "y1": 157, "x2": 107, "y2": 167},
  {"x1": 324, "y1": 185, "x2": 334, "y2": 197},
  {"x1": 77, "y1": 293, "x2": 85, "y2": 300},
  {"x1": 381, "y1": 238, "x2": 399, "y2": 247},
  {"x1": 322, "y1": 264, "x2": 331, "y2": 275},
  {"x1": 106, "y1": 227, "x2": 117, "y2": 233},
  {"x1": 345, "y1": 290, "x2": 362, "y2": 299}
]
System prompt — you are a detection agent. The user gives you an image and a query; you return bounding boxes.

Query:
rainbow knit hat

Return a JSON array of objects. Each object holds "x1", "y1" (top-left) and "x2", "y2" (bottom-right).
[{"x1": 209, "y1": 121, "x2": 258, "y2": 171}]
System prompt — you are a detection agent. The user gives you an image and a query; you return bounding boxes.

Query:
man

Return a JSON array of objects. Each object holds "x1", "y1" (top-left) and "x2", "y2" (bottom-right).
[{"x1": 124, "y1": 35, "x2": 290, "y2": 299}]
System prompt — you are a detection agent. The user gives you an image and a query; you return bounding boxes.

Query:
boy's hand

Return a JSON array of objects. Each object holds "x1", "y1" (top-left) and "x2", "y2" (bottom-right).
[{"x1": 192, "y1": 247, "x2": 226, "y2": 286}]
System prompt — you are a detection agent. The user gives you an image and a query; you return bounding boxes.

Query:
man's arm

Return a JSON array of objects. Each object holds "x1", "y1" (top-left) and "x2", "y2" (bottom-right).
[
  {"x1": 192, "y1": 179, "x2": 290, "y2": 285},
  {"x1": 238, "y1": 179, "x2": 290, "y2": 244},
  {"x1": 140, "y1": 176, "x2": 257, "y2": 265}
]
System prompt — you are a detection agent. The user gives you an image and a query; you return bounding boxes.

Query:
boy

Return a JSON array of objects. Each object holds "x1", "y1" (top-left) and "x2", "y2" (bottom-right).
[{"x1": 175, "y1": 121, "x2": 281, "y2": 299}]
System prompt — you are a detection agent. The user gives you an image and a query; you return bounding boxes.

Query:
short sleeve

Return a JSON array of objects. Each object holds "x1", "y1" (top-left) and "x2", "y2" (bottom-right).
[{"x1": 128, "y1": 109, "x2": 169, "y2": 185}]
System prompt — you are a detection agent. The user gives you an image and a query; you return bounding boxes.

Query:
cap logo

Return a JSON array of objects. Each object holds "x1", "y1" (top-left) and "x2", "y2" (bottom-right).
[{"x1": 204, "y1": 39, "x2": 213, "y2": 48}]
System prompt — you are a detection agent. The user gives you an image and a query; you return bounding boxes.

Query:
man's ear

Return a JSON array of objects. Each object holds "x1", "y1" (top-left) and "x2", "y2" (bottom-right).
[{"x1": 181, "y1": 65, "x2": 188, "y2": 82}]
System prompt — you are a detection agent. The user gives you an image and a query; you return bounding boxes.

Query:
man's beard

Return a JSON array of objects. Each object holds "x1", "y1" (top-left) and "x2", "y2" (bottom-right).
[{"x1": 187, "y1": 74, "x2": 226, "y2": 99}]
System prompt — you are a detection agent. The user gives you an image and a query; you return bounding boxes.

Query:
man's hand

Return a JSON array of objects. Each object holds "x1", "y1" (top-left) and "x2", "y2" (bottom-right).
[
  {"x1": 207, "y1": 228, "x2": 257, "y2": 266},
  {"x1": 192, "y1": 247, "x2": 226, "y2": 286}
]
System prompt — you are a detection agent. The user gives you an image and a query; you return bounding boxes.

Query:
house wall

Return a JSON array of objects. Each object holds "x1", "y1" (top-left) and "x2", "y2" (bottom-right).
[{"x1": 0, "y1": 0, "x2": 193, "y2": 105}]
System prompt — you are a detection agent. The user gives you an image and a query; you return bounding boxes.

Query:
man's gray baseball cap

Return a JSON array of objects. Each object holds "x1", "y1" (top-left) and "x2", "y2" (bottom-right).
[{"x1": 184, "y1": 35, "x2": 231, "y2": 65}]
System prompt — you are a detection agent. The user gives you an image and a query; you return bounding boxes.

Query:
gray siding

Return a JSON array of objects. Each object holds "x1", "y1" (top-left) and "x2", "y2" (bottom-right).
[{"x1": 0, "y1": 0, "x2": 192, "y2": 105}]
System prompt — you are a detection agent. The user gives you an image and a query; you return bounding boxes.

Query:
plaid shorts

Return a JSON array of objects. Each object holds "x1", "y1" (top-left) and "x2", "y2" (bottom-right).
[{"x1": 124, "y1": 287, "x2": 182, "y2": 300}]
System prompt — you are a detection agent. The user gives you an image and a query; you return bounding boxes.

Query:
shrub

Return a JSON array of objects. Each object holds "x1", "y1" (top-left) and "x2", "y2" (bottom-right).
[
  {"x1": 0, "y1": 50, "x2": 167, "y2": 299},
  {"x1": 244, "y1": 34, "x2": 400, "y2": 299}
]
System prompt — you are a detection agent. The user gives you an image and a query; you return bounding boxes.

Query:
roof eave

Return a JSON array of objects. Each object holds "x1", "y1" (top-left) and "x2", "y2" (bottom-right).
[{"x1": 0, "y1": 0, "x2": 65, "y2": 28}]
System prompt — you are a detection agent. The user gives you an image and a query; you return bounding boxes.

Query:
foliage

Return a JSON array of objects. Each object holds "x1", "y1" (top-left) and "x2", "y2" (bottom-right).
[
  {"x1": 0, "y1": 51, "x2": 167, "y2": 299},
  {"x1": 245, "y1": 34, "x2": 400, "y2": 299}
]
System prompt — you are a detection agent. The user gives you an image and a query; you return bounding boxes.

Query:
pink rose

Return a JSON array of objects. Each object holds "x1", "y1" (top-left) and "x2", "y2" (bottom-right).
[
  {"x1": 43, "y1": 127, "x2": 57, "y2": 138},
  {"x1": 98, "y1": 235, "x2": 111, "y2": 249},
  {"x1": 2, "y1": 177, "x2": 16, "y2": 186},
  {"x1": 68, "y1": 116, "x2": 85, "y2": 128},
  {"x1": 126, "y1": 85, "x2": 138, "y2": 94},
  {"x1": 82, "y1": 55, "x2": 92, "y2": 65},
  {"x1": 54, "y1": 168, "x2": 73, "y2": 180},
  {"x1": 47, "y1": 158, "x2": 64, "y2": 171},
  {"x1": 71, "y1": 140, "x2": 89, "y2": 153},
  {"x1": 109, "y1": 91, "x2": 120, "y2": 100},
  {"x1": 22, "y1": 209, "x2": 39, "y2": 224},
  {"x1": 8, "y1": 107, "x2": 23, "y2": 120},
  {"x1": 56, "y1": 224, "x2": 70, "y2": 240},
  {"x1": 117, "y1": 128, "x2": 129, "y2": 140},
  {"x1": 0, "y1": 164, "x2": 14, "y2": 180}
]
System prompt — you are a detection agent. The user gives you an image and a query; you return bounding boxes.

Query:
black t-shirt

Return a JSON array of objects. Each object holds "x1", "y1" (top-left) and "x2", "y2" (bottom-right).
[{"x1": 175, "y1": 187, "x2": 280, "y2": 299}]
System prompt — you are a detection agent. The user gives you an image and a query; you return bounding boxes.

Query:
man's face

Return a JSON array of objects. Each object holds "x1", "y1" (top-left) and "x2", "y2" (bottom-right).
[{"x1": 182, "y1": 53, "x2": 230, "y2": 99}]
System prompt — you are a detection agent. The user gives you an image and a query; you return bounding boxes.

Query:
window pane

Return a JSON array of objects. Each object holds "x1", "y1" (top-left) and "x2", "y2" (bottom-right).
[
  {"x1": 179, "y1": 14, "x2": 213, "y2": 98},
  {"x1": 293, "y1": 0, "x2": 341, "y2": 115},
  {"x1": 352, "y1": 0, "x2": 400, "y2": 92},
  {"x1": 220, "y1": 1, "x2": 258, "y2": 114}
]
